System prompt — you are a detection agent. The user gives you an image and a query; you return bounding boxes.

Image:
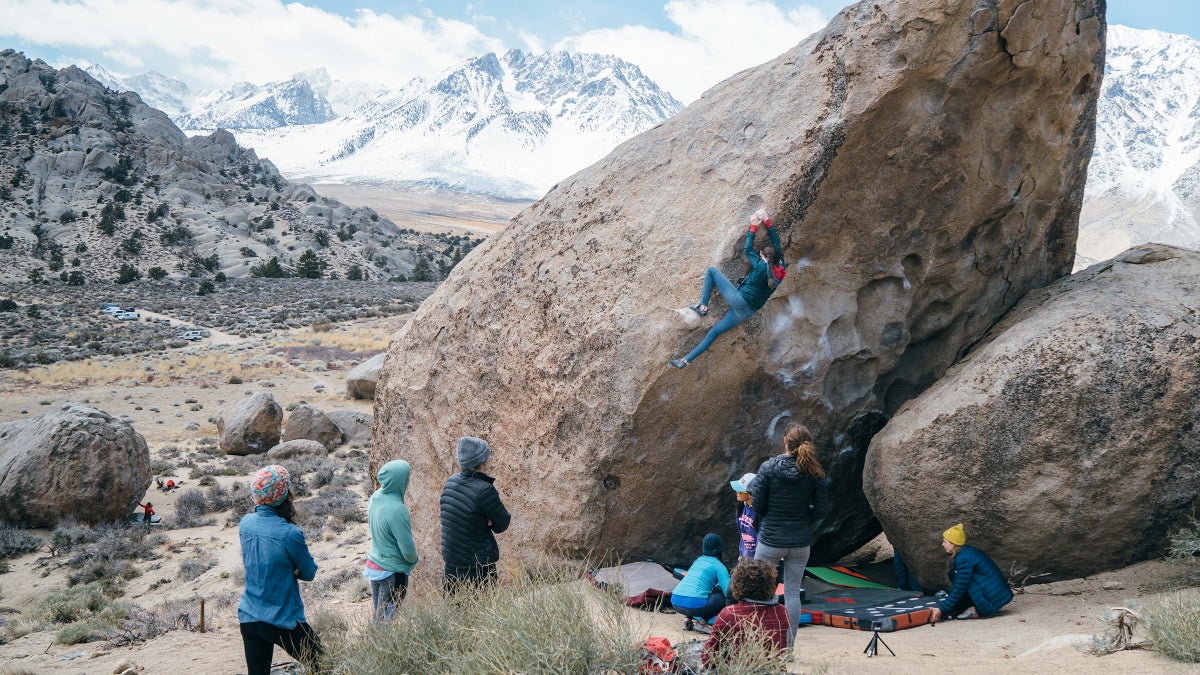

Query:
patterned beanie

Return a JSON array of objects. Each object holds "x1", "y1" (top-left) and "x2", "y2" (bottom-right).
[{"x1": 251, "y1": 464, "x2": 290, "y2": 507}]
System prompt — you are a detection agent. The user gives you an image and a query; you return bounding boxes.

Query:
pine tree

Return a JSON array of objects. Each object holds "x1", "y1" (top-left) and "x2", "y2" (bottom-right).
[{"x1": 294, "y1": 249, "x2": 326, "y2": 279}]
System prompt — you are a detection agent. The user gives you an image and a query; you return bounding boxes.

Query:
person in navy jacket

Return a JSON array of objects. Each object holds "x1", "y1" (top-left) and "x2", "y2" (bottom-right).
[{"x1": 929, "y1": 523, "x2": 1014, "y2": 621}]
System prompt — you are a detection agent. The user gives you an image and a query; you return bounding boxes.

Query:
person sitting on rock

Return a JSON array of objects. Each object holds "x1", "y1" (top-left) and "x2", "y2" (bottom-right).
[
  {"x1": 670, "y1": 533, "x2": 731, "y2": 632},
  {"x1": 669, "y1": 209, "x2": 786, "y2": 368},
  {"x1": 929, "y1": 523, "x2": 1014, "y2": 622},
  {"x1": 702, "y1": 558, "x2": 789, "y2": 669}
]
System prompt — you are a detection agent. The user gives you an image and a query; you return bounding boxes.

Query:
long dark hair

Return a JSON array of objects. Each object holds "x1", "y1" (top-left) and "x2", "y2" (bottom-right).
[
  {"x1": 274, "y1": 491, "x2": 296, "y2": 524},
  {"x1": 761, "y1": 245, "x2": 783, "y2": 267},
  {"x1": 784, "y1": 423, "x2": 825, "y2": 478}
]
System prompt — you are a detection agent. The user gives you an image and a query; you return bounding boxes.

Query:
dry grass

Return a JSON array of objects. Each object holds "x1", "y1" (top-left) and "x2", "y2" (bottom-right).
[{"x1": 4, "y1": 352, "x2": 288, "y2": 387}]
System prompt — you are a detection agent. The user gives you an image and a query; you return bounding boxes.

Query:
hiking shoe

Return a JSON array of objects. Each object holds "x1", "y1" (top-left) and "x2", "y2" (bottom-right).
[
  {"x1": 669, "y1": 358, "x2": 688, "y2": 369},
  {"x1": 688, "y1": 303, "x2": 708, "y2": 316}
]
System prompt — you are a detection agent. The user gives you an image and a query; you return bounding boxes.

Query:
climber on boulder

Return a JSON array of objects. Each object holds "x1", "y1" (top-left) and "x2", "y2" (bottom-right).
[{"x1": 670, "y1": 209, "x2": 786, "y2": 368}]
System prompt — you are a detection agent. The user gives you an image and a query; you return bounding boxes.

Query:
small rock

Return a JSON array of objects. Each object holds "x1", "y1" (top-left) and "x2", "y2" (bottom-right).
[
  {"x1": 1101, "y1": 581, "x2": 1123, "y2": 591},
  {"x1": 185, "y1": 422, "x2": 200, "y2": 430}
]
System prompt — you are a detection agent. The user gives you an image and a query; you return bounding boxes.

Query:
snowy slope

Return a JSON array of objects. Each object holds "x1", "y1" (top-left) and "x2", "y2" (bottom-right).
[
  {"x1": 224, "y1": 50, "x2": 683, "y2": 198},
  {"x1": 1079, "y1": 25, "x2": 1200, "y2": 267}
]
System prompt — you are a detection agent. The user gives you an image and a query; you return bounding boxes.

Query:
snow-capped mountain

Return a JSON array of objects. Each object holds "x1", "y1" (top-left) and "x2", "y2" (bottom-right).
[
  {"x1": 1080, "y1": 25, "x2": 1200, "y2": 268},
  {"x1": 176, "y1": 77, "x2": 337, "y2": 130},
  {"x1": 85, "y1": 65, "x2": 194, "y2": 117},
  {"x1": 226, "y1": 50, "x2": 684, "y2": 198},
  {"x1": 292, "y1": 67, "x2": 388, "y2": 115}
]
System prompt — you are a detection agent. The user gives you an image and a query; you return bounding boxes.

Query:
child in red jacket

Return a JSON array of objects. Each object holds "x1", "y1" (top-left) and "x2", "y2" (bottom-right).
[{"x1": 702, "y1": 558, "x2": 789, "y2": 668}]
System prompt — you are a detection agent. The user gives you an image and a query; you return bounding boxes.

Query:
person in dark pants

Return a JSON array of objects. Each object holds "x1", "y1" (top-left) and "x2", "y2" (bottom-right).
[
  {"x1": 670, "y1": 533, "x2": 731, "y2": 632},
  {"x1": 440, "y1": 436, "x2": 511, "y2": 590},
  {"x1": 750, "y1": 422, "x2": 831, "y2": 648},
  {"x1": 669, "y1": 209, "x2": 787, "y2": 368},
  {"x1": 929, "y1": 523, "x2": 1014, "y2": 622},
  {"x1": 238, "y1": 464, "x2": 323, "y2": 675}
]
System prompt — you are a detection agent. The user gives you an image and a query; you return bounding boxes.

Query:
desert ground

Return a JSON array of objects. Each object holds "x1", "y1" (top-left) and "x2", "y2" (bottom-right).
[
  {"x1": 0, "y1": 307, "x2": 1195, "y2": 674},
  {"x1": 312, "y1": 182, "x2": 531, "y2": 237}
]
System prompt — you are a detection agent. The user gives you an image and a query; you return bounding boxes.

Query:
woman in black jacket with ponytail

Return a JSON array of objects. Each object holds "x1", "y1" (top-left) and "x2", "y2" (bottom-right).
[{"x1": 749, "y1": 423, "x2": 831, "y2": 648}]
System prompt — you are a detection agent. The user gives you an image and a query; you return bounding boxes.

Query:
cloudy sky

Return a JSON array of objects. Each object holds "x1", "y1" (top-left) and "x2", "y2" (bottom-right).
[{"x1": 0, "y1": 0, "x2": 1194, "y2": 104}]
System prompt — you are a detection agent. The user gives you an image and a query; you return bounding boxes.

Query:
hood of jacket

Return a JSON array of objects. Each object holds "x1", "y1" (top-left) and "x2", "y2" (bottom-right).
[{"x1": 377, "y1": 459, "x2": 410, "y2": 500}]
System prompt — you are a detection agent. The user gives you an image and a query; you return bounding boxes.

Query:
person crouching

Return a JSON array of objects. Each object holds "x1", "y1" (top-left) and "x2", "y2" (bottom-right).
[{"x1": 929, "y1": 523, "x2": 1014, "y2": 622}]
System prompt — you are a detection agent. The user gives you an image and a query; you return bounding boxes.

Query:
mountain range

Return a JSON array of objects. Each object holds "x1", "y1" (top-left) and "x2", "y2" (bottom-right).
[
  {"x1": 90, "y1": 50, "x2": 684, "y2": 198},
  {"x1": 55, "y1": 25, "x2": 1200, "y2": 264},
  {"x1": 1078, "y1": 25, "x2": 1200, "y2": 267},
  {"x1": 1, "y1": 50, "x2": 468, "y2": 284}
]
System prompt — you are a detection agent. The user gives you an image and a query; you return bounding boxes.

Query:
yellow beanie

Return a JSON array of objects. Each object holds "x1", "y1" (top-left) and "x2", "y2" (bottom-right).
[{"x1": 943, "y1": 523, "x2": 966, "y2": 546}]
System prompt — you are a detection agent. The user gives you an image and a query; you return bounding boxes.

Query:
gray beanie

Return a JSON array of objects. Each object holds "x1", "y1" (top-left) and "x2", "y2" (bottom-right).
[{"x1": 456, "y1": 436, "x2": 491, "y2": 470}]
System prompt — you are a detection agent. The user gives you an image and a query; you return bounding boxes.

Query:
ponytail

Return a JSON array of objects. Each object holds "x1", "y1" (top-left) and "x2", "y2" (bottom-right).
[{"x1": 784, "y1": 423, "x2": 825, "y2": 478}]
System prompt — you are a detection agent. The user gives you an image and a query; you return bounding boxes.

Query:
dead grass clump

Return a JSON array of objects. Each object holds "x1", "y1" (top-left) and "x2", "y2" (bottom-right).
[
  {"x1": 323, "y1": 567, "x2": 640, "y2": 674},
  {"x1": 1142, "y1": 593, "x2": 1200, "y2": 663},
  {"x1": 177, "y1": 554, "x2": 216, "y2": 581},
  {"x1": 7, "y1": 582, "x2": 131, "y2": 645}
]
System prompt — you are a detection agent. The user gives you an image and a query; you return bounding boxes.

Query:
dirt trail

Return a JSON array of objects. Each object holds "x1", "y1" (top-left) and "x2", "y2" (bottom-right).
[{"x1": 133, "y1": 308, "x2": 243, "y2": 346}]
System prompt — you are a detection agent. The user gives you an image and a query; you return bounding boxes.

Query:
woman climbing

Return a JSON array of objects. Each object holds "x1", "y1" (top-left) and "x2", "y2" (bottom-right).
[{"x1": 669, "y1": 208, "x2": 786, "y2": 368}]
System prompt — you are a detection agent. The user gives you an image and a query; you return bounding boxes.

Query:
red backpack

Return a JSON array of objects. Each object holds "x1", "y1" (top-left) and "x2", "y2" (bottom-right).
[{"x1": 637, "y1": 636, "x2": 677, "y2": 674}]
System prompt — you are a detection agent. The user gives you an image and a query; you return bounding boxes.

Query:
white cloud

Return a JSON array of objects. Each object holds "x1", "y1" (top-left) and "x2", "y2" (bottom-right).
[
  {"x1": 0, "y1": 0, "x2": 504, "y2": 89},
  {"x1": 553, "y1": 0, "x2": 828, "y2": 103}
]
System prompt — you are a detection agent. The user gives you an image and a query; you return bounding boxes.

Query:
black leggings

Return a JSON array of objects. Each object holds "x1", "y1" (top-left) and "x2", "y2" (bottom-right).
[
  {"x1": 671, "y1": 590, "x2": 728, "y2": 622},
  {"x1": 240, "y1": 621, "x2": 323, "y2": 675}
]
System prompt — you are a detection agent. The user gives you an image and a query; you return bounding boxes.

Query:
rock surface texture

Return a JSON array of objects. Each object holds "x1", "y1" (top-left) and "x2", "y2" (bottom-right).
[
  {"x1": 282, "y1": 404, "x2": 343, "y2": 449},
  {"x1": 865, "y1": 244, "x2": 1200, "y2": 585},
  {"x1": 327, "y1": 410, "x2": 372, "y2": 447},
  {"x1": 373, "y1": 0, "x2": 1106, "y2": 564},
  {"x1": 0, "y1": 404, "x2": 151, "y2": 527},
  {"x1": 267, "y1": 439, "x2": 329, "y2": 460},
  {"x1": 218, "y1": 393, "x2": 283, "y2": 456}
]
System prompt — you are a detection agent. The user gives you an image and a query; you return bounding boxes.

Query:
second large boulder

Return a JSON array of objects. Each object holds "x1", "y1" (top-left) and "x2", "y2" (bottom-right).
[
  {"x1": 865, "y1": 245, "x2": 1200, "y2": 585},
  {"x1": 218, "y1": 393, "x2": 283, "y2": 456}
]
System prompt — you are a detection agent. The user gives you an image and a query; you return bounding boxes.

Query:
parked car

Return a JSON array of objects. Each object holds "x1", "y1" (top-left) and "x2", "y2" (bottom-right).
[
  {"x1": 116, "y1": 311, "x2": 139, "y2": 320},
  {"x1": 102, "y1": 304, "x2": 123, "y2": 315},
  {"x1": 181, "y1": 330, "x2": 204, "y2": 341}
]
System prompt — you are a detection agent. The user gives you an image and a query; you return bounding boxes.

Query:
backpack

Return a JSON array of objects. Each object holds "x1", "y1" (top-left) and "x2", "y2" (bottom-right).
[{"x1": 637, "y1": 636, "x2": 677, "y2": 674}]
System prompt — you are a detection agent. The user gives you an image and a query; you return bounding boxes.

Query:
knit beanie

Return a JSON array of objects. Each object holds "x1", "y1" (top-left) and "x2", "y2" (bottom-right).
[
  {"x1": 456, "y1": 436, "x2": 491, "y2": 470},
  {"x1": 943, "y1": 523, "x2": 966, "y2": 546},
  {"x1": 251, "y1": 464, "x2": 290, "y2": 507},
  {"x1": 702, "y1": 533, "x2": 723, "y2": 557}
]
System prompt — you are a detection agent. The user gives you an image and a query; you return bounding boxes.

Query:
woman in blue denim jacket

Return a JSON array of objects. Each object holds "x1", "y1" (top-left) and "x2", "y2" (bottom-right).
[{"x1": 238, "y1": 464, "x2": 323, "y2": 674}]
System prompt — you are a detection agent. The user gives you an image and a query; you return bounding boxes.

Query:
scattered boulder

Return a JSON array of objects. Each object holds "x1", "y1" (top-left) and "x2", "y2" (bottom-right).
[
  {"x1": 346, "y1": 353, "x2": 385, "y2": 399},
  {"x1": 217, "y1": 392, "x2": 283, "y2": 456},
  {"x1": 267, "y1": 439, "x2": 329, "y2": 460},
  {"x1": 864, "y1": 245, "x2": 1200, "y2": 586},
  {"x1": 0, "y1": 403, "x2": 152, "y2": 527},
  {"x1": 327, "y1": 410, "x2": 372, "y2": 447},
  {"x1": 282, "y1": 404, "x2": 343, "y2": 449},
  {"x1": 372, "y1": 0, "x2": 1107, "y2": 564}
]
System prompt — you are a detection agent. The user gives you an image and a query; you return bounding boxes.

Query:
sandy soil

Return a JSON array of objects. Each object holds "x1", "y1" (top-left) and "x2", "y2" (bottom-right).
[
  {"x1": 0, "y1": 314, "x2": 1196, "y2": 674},
  {"x1": 311, "y1": 182, "x2": 531, "y2": 237}
]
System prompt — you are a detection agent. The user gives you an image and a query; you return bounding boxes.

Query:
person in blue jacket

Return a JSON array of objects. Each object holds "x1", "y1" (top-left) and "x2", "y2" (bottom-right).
[
  {"x1": 238, "y1": 464, "x2": 323, "y2": 675},
  {"x1": 929, "y1": 523, "x2": 1014, "y2": 622},
  {"x1": 669, "y1": 209, "x2": 787, "y2": 368},
  {"x1": 671, "y1": 533, "x2": 732, "y2": 631}
]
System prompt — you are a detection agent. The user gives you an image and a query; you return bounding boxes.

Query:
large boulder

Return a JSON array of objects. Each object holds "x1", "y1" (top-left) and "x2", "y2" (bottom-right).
[
  {"x1": 0, "y1": 403, "x2": 152, "y2": 527},
  {"x1": 282, "y1": 405, "x2": 343, "y2": 449},
  {"x1": 373, "y1": 0, "x2": 1106, "y2": 564},
  {"x1": 346, "y1": 353, "x2": 385, "y2": 400},
  {"x1": 327, "y1": 410, "x2": 372, "y2": 448},
  {"x1": 864, "y1": 245, "x2": 1200, "y2": 586},
  {"x1": 218, "y1": 392, "x2": 283, "y2": 456},
  {"x1": 267, "y1": 439, "x2": 329, "y2": 460}
]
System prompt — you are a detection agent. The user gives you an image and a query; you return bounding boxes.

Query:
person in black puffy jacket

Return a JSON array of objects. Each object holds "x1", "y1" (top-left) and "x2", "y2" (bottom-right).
[
  {"x1": 439, "y1": 436, "x2": 511, "y2": 590},
  {"x1": 749, "y1": 423, "x2": 831, "y2": 647}
]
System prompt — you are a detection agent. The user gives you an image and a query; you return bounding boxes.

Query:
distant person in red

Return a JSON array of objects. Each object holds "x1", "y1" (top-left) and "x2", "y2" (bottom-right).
[
  {"x1": 138, "y1": 501, "x2": 155, "y2": 522},
  {"x1": 702, "y1": 558, "x2": 789, "y2": 669}
]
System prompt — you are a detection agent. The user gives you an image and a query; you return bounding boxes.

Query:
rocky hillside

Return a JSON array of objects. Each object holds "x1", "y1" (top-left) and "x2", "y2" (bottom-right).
[{"x1": 0, "y1": 50, "x2": 479, "y2": 284}]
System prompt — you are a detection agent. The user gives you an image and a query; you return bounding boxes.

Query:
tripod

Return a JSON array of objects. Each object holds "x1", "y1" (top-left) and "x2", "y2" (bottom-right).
[{"x1": 863, "y1": 627, "x2": 895, "y2": 657}]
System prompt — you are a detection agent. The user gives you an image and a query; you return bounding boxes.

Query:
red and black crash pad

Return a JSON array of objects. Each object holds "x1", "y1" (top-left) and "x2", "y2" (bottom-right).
[{"x1": 586, "y1": 561, "x2": 679, "y2": 607}]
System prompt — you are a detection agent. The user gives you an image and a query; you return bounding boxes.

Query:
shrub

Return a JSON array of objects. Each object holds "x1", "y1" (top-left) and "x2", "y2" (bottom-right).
[
  {"x1": 0, "y1": 523, "x2": 43, "y2": 558},
  {"x1": 173, "y1": 488, "x2": 214, "y2": 528},
  {"x1": 116, "y1": 264, "x2": 141, "y2": 284},
  {"x1": 197, "y1": 280, "x2": 215, "y2": 296},
  {"x1": 250, "y1": 256, "x2": 287, "y2": 278},
  {"x1": 1143, "y1": 593, "x2": 1200, "y2": 662},
  {"x1": 148, "y1": 266, "x2": 168, "y2": 280},
  {"x1": 18, "y1": 582, "x2": 132, "y2": 644},
  {"x1": 64, "y1": 524, "x2": 165, "y2": 595},
  {"x1": 177, "y1": 554, "x2": 216, "y2": 581},
  {"x1": 324, "y1": 565, "x2": 639, "y2": 673},
  {"x1": 49, "y1": 520, "x2": 100, "y2": 556},
  {"x1": 0, "y1": 298, "x2": 16, "y2": 312}
]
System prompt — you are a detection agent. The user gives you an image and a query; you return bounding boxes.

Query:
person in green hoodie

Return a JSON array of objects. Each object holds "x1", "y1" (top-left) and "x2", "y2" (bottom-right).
[{"x1": 364, "y1": 459, "x2": 419, "y2": 622}]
